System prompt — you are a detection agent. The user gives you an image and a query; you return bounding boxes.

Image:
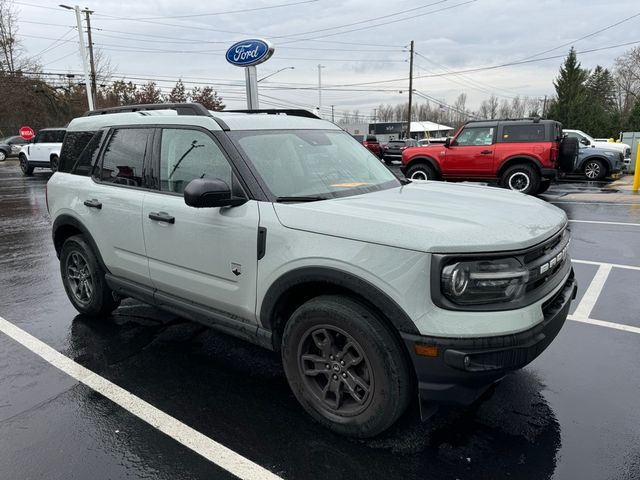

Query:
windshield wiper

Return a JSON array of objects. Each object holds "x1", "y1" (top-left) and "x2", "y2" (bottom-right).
[{"x1": 275, "y1": 196, "x2": 327, "y2": 203}]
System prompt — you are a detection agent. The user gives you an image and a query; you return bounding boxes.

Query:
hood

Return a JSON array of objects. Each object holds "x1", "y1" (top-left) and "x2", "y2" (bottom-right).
[
  {"x1": 592, "y1": 141, "x2": 629, "y2": 154},
  {"x1": 273, "y1": 182, "x2": 567, "y2": 253}
]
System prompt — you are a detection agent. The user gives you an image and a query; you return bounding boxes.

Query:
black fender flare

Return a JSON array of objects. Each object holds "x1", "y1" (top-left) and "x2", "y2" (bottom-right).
[
  {"x1": 404, "y1": 156, "x2": 442, "y2": 175},
  {"x1": 259, "y1": 266, "x2": 420, "y2": 337},
  {"x1": 497, "y1": 155, "x2": 544, "y2": 176},
  {"x1": 52, "y1": 214, "x2": 109, "y2": 272}
]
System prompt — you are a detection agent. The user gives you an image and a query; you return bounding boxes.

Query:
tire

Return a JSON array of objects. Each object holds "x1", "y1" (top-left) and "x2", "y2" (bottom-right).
[
  {"x1": 0, "y1": 150, "x2": 6, "y2": 162},
  {"x1": 383, "y1": 156, "x2": 393, "y2": 165},
  {"x1": 282, "y1": 295, "x2": 412, "y2": 438},
  {"x1": 60, "y1": 235, "x2": 120, "y2": 316},
  {"x1": 406, "y1": 162, "x2": 437, "y2": 181},
  {"x1": 501, "y1": 163, "x2": 540, "y2": 195},
  {"x1": 583, "y1": 159, "x2": 606, "y2": 181},
  {"x1": 536, "y1": 179, "x2": 551, "y2": 195},
  {"x1": 50, "y1": 154, "x2": 59, "y2": 172},
  {"x1": 19, "y1": 154, "x2": 34, "y2": 176}
]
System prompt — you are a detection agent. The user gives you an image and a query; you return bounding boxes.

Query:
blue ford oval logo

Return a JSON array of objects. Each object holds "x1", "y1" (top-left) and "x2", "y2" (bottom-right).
[{"x1": 226, "y1": 39, "x2": 274, "y2": 67}]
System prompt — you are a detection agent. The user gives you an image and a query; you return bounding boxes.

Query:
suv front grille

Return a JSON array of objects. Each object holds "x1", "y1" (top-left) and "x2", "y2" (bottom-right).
[{"x1": 523, "y1": 228, "x2": 570, "y2": 293}]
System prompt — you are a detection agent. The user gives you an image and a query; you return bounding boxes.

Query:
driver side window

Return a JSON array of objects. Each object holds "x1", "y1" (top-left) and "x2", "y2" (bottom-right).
[
  {"x1": 160, "y1": 129, "x2": 231, "y2": 194},
  {"x1": 455, "y1": 127, "x2": 494, "y2": 146}
]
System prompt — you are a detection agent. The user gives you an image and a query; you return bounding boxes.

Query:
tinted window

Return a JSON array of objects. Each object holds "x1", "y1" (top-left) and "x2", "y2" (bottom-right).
[
  {"x1": 159, "y1": 129, "x2": 231, "y2": 194},
  {"x1": 501, "y1": 124, "x2": 545, "y2": 142},
  {"x1": 37, "y1": 130, "x2": 65, "y2": 143},
  {"x1": 389, "y1": 141, "x2": 406, "y2": 146},
  {"x1": 59, "y1": 131, "x2": 97, "y2": 174},
  {"x1": 98, "y1": 128, "x2": 152, "y2": 187},
  {"x1": 455, "y1": 127, "x2": 494, "y2": 146},
  {"x1": 7, "y1": 136, "x2": 26, "y2": 145},
  {"x1": 73, "y1": 132, "x2": 104, "y2": 176}
]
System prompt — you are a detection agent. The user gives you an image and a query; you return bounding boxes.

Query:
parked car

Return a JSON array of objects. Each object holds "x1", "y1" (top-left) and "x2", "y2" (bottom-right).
[
  {"x1": 573, "y1": 142, "x2": 624, "y2": 180},
  {"x1": 48, "y1": 103, "x2": 576, "y2": 438},
  {"x1": 0, "y1": 135, "x2": 29, "y2": 161},
  {"x1": 18, "y1": 128, "x2": 66, "y2": 176},
  {"x1": 564, "y1": 129, "x2": 632, "y2": 166},
  {"x1": 382, "y1": 138, "x2": 418, "y2": 165},
  {"x1": 402, "y1": 118, "x2": 576, "y2": 195},
  {"x1": 362, "y1": 135, "x2": 382, "y2": 158}
]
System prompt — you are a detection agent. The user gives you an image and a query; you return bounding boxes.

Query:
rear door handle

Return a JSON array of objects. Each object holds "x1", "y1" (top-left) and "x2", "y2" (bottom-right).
[
  {"x1": 148, "y1": 211, "x2": 175, "y2": 224},
  {"x1": 83, "y1": 199, "x2": 102, "y2": 209},
  {"x1": 480, "y1": 150, "x2": 493, "y2": 154}
]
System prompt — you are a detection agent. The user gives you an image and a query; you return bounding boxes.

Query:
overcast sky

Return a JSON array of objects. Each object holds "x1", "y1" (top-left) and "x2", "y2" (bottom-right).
[{"x1": 14, "y1": 0, "x2": 640, "y2": 118}]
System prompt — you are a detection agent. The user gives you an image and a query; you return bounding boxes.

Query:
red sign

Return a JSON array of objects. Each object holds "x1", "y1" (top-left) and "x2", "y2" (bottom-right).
[{"x1": 19, "y1": 126, "x2": 35, "y2": 140}]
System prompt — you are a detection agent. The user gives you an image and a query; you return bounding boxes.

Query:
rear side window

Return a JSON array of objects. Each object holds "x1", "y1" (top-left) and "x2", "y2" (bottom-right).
[
  {"x1": 38, "y1": 130, "x2": 65, "y2": 143},
  {"x1": 58, "y1": 131, "x2": 97, "y2": 174},
  {"x1": 97, "y1": 128, "x2": 152, "y2": 188},
  {"x1": 501, "y1": 124, "x2": 546, "y2": 143}
]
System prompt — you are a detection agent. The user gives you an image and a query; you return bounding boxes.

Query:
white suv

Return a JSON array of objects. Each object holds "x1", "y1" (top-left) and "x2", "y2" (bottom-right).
[
  {"x1": 47, "y1": 104, "x2": 576, "y2": 437},
  {"x1": 19, "y1": 128, "x2": 66, "y2": 175}
]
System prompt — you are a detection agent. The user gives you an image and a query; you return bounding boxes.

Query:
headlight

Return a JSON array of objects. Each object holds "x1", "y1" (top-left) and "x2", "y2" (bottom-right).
[{"x1": 441, "y1": 257, "x2": 529, "y2": 305}]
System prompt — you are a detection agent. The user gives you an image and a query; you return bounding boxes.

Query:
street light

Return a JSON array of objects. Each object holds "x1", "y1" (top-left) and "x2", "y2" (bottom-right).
[
  {"x1": 257, "y1": 66, "x2": 295, "y2": 83},
  {"x1": 59, "y1": 4, "x2": 94, "y2": 110}
]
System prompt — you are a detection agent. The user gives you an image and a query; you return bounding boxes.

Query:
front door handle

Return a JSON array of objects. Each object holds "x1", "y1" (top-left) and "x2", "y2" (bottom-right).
[
  {"x1": 480, "y1": 150, "x2": 493, "y2": 154},
  {"x1": 148, "y1": 211, "x2": 175, "y2": 224},
  {"x1": 83, "y1": 199, "x2": 102, "y2": 209}
]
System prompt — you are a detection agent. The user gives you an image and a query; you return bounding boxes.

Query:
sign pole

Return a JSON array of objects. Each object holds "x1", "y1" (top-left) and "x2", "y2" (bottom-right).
[{"x1": 245, "y1": 66, "x2": 259, "y2": 110}]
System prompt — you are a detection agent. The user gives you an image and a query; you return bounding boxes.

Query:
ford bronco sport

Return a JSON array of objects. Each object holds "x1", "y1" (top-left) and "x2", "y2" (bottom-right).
[
  {"x1": 48, "y1": 104, "x2": 576, "y2": 438},
  {"x1": 402, "y1": 118, "x2": 575, "y2": 195}
]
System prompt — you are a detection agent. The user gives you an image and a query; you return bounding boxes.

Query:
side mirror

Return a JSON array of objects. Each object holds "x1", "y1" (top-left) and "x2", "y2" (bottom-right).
[
  {"x1": 183, "y1": 178, "x2": 247, "y2": 208},
  {"x1": 580, "y1": 138, "x2": 590, "y2": 146},
  {"x1": 444, "y1": 137, "x2": 451, "y2": 147}
]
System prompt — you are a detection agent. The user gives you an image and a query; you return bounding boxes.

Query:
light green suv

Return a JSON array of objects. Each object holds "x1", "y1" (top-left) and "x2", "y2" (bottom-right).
[{"x1": 47, "y1": 104, "x2": 577, "y2": 438}]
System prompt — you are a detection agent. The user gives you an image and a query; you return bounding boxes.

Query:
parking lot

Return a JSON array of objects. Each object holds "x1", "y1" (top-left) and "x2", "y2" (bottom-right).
[{"x1": 1, "y1": 160, "x2": 639, "y2": 480}]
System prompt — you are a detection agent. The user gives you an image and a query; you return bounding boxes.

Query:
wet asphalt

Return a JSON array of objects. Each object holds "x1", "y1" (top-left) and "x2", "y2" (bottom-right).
[{"x1": 1, "y1": 161, "x2": 639, "y2": 480}]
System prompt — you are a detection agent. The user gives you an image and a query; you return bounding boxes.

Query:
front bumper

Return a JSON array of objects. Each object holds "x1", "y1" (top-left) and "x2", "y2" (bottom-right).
[{"x1": 400, "y1": 270, "x2": 577, "y2": 413}]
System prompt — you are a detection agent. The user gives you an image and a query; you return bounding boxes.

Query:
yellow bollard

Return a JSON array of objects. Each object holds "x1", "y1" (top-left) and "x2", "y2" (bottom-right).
[{"x1": 634, "y1": 143, "x2": 640, "y2": 193}]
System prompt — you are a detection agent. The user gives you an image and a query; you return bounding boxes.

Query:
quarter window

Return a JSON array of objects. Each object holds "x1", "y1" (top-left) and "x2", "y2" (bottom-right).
[
  {"x1": 159, "y1": 129, "x2": 231, "y2": 194},
  {"x1": 98, "y1": 128, "x2": 152, "y2": 187},
  {"x1": 501, "y1": 124, "x2": 546, "y2": 142},
  {"x1": 455, "y1": 127, "x2": 494, "y2": 146}
]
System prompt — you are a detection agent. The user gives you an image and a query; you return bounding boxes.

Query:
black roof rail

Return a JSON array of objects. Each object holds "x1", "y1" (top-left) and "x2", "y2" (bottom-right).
[
  {"x1": 224, "y1": 109, "x2": 320, "y2": 119},
  {"x1": 464, "y1": 116, "x2": 543, "y2": 125},
  {"x1": 84, "y1": 103, "x2": 210, "y2": 117}
]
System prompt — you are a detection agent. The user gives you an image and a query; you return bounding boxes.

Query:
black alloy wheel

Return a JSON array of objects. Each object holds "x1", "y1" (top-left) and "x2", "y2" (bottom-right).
[{"x1": 19, "y1": 155, "x2": 33, "y2": 176}]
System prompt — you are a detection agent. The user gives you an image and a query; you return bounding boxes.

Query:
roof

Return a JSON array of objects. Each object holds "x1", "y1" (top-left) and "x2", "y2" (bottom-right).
[
  {"x1": 66, "y1": 108, "x2": 341, "y2": 133},
  {"x1": 410, "y1": 121, "x2": 453, "y2": 133}
]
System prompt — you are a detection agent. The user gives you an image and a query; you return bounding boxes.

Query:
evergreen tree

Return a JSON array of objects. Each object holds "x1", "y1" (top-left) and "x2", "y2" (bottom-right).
[
  {"x1": 168, "y1": 79, "x2": 186, "y2": 103},
  {"x1": 626, "y1": 97, "x2": 640, "y2": 131},
  {"x1": 547, "y1": 47, "x2": 589, "y2": 129},
  {"x1": 134, "y1": 81, "x2": 163, "y2": 104},
  {"x1": 190, "y1": 86, "x2": 225, "y2": 110},
  {"x1": 583, "y1": 66, "x2": 616, "y2": 136}
]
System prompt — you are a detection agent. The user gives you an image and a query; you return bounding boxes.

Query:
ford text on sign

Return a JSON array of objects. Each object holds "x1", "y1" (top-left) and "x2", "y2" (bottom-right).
[{"x1": 225, "y1": 39, "x2": 274, "y2": 67}]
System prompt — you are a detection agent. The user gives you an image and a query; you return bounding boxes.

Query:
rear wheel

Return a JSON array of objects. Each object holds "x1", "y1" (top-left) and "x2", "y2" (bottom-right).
[
  {"x1": 282, "y1": 295, "x2": 412, "y2": 438},
  {"x1": 501, "y1": 163, "x2": 540, "y2": 195},
  {"x1": 406, "y1": 163, "x2": 436, "y2": 181},
  {"x1": 19, "y1": 154, "x2": 33, "y2": 176},
  {"x1": 0, "y1": 150, "x2": 7, "y2": 161},
  {"x1": 536, "y1": 179, "x2": 552, "y2": 195},
  {"x1": 60, "y1": 235, "x2": 120, "y2": 316},
  {"x1": 583, "y1": 159, "x2": 606, "y2": 180},
  {"x1": 50, "y1": 155, "x2": 59, "y2": 172}
]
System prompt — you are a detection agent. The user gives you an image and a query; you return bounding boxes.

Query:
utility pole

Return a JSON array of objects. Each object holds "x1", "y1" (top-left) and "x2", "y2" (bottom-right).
[
  {"x1": 406, "y1": 40, "x2": 414, "y2": 139},
  {"x1": 373, "y1": 108, "x2": 377, "y2": 124},
  {"x1": 317, "y1": 64, "x2": 325, "y2": 118},
  {"x1": 61, "y1": 5, "x2": 93, "y2": 110},
  {"x1": 331, "y1": 105, "x2": 335, "y2": 123},
  {"x1": 542, "y1": 95, "x2": 548, "y2": 118},
  {"x1": 84, "y1": 8, "x2": 97, "y2": 108}
]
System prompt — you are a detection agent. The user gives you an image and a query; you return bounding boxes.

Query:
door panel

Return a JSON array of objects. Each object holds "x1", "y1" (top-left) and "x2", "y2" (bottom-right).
[{"x1": 442, "y1": 126, "x2": 495, "y2": 177}]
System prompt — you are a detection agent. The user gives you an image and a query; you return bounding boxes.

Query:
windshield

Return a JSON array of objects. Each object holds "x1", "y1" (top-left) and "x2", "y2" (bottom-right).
[{"x1": 230, "y1": 130, "x2": 400, "y2": 199}]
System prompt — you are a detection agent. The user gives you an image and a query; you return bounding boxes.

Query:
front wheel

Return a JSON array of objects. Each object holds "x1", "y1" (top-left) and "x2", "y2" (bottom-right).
[
  {"x1": 19, "y1": 154, "x2": 34, "y2": 176},
  {"x1": 501, "y1": 163, "x2": 540, "y2": 195},
  {"x1": 583, "y1": 159, "x2": 606, "y2": 180},
  {"x1": 406, "y1": 163, "x2": 436, "y2": 181},
  {"x1": 282, "y1": 295, "x2": 412, "y2": 438},
  {"x1": 0, "y1": 150, "x2": 7, "y2": 161},
  {"x1": 60, "y1": 235, "x2": 120, "y2": 316}
]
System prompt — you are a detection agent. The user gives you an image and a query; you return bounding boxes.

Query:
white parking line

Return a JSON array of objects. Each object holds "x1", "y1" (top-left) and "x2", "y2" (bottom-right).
[
  {"x1": 551, "y1": 201, "x2": 639, "y2": 206},
  {"x1": 573, "y1": 259, "x2": 640, "y2": 272},
  {"x1": 569, "y1": 219, "x2": 640, "y2": 227},
  {"x1": 568, "y1": 316, "x2": 640, "y2": 335},
  {"x1": 571, "y1": 264, "x2": 612, "y2": 320},
  {"x1": 0, "y1": 316, "x2": 282, "y2": 480}
]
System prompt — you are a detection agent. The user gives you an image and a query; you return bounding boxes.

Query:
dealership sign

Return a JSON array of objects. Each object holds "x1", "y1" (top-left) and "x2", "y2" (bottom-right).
[{"x1": 225, "y1": 39, "x2": 274, "y2": 67}]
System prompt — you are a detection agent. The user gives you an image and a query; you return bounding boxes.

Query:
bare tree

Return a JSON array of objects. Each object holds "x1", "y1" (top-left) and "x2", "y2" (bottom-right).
[
  {"x1": 613, "y1": 47, "x2": 640, "y2": 122},
  {"x1": 0, "y1": 0, "x2": 20, "y2": 73}
]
